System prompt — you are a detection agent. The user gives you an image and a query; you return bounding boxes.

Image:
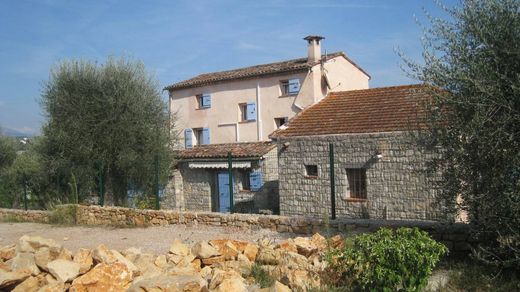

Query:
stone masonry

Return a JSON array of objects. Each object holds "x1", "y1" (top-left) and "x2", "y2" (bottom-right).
[{"x1": 277, "y1": 132, "x2": 444, "y2": 220}]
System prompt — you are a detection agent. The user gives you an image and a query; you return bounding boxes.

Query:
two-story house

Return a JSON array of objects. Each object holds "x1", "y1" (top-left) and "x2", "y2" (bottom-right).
[{"x1": 163, "y1": 36, "x2": 370, "y2": 213}]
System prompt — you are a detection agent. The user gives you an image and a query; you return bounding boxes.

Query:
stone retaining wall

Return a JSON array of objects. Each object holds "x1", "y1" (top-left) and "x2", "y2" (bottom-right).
[
  {"x1": 0, "y1": 208, "x2": 50, "y2": 223},
  {"x1": 0, "y1": 205, "x2": 472, "y2": 254}
]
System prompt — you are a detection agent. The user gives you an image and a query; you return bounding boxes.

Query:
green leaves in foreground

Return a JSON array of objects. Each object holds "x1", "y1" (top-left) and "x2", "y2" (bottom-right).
[{"x1": 326, "y1": 227, "x2": 448, "y2": 291}]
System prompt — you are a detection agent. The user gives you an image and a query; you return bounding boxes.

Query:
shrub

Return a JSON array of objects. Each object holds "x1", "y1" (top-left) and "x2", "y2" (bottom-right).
[
  {"x1": 326, "y1": 227, "x2": 448, "y2": 291},
  {"x1": 251, "y1": 264, "x2": 275, "y2": 288},
  {"x1": 48, "y1": 204, "x2": 77, "y2": 225}
]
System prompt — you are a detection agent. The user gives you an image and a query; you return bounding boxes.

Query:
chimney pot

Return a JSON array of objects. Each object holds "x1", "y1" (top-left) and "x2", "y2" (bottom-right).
[{"x1": 304, "y1": 35, "x2": 325, "y2": 63}]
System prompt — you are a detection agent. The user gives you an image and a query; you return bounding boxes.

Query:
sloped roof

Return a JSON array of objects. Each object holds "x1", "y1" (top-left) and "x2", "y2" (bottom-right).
[
  {"x1": 176, "y1": 141, "x2": 276, "y2": 160},
  {"x1": 164, "y1": 52, "x2": 369, "y2": 90},
  {"x1": 271, "y1": 84, "x2": 429, "y2": 138}
]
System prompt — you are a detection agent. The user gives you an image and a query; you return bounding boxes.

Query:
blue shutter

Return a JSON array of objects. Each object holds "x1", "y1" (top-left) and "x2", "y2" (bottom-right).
[
  {"x1": 202, "y1": 93, "x2": 211, "y2": 108},
  {"x1": 246, "y1": 102, "x2": 256, "y2": 121},
  {"x1": 184, "y1": 129, "x2": 192, "y2": 148},
  {"x1": 250, "y1": 168, "x2": 263, "y2": 191},
  {"x1": 202, "y1": 127, "x2": 210, "y2": 145},
  {"x1": 288, "y1": 79, "x2": 300, "y2": 94}
]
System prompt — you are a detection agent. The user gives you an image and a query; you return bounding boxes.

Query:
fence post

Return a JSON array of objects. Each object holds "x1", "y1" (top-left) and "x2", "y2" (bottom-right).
[
  {"x1": 227, "y1": 151, "x2": 234, "y2": 213},
  {"x1": 329, "y1": 143, "x2": 336, "y2": 220},
  {"x1": 23, "y1": 178, "x2": 28, "y2": 211},
  {"x1": 154, "y1": 154, "x2": 160, "y2": 210},
  {"x1": 98, "y1": 161, "x2": 105, "y2": 206}
]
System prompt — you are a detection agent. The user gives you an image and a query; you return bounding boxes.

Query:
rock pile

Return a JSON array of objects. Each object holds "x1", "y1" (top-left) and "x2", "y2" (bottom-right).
[{"x1": 0, "y1": 233, "x2": 343, "y2": 291}]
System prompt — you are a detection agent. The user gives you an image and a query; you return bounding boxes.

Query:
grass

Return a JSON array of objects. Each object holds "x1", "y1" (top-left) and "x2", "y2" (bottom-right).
[
  {"x1": 0, "y1": 214, "x2": 24, "y2": 223},
  {"x1": 251, "y1": 264, "x2": 275, "y2": 288},
  {"x1": 438, "y1": 259, "x2": 520, "y2": 292},
  {"x1": 48, "y1": 204, "x2": 77, "y2": 225}
]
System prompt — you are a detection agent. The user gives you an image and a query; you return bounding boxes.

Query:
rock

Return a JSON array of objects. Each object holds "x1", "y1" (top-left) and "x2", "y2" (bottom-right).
[
  {"x1": 237, "y1": 253, "x2": 250, "y2": 262},
  {"x1": 199, "y1": 266, "x2": 212, "y2": 280},
  {"x1": 192, "y1": 241, "x2": 220, "y2": 259},
  {"x1": 129, "y1": 274, "x2": 207, "y2": 292},
  {"x1": 34, "y1": 248, "x2": 57, "y2": 272},
  {"x1": 277, "y1": 241, "x2": 298, "y2": 253},
  {"x1": 209, "y1": 269, "x2": 244, "y2": 290},
  {"x1": 259, "y1": 281, "x2": 292, "y2": 292},
  {"x1": 17, "y1": 235, "x2": 62, "y2": 254},
  {"x1": 0, "y1": 270, "x2": 30, "y2": 289},
  {"x1": 293, "y1": 237, "x2": 317, "y2": 257},
  {"x1": 213, "y1": 260, "x2": 252, "y2": 277},
  {"x1": 169, "y1": 239, "x2": 190, "y2": 256},
  {"x1": 209, "y1": 239, "x2": 249, "y2": 253},
  {"x1": 47, "y1": 259, "x2": 80, "y2": 282},
  {"x1": 279, "y1": 251, "x2": 312, "y2": 270},
  {"x1": 284, "y1": 269, "x2": 320, "y2": 291},
  {"x1": 58, "y1": 248, "x2": 73, "y2": 261},
  {"x1": 0, "y1": 244, "x2": 16, "y2": 261},
  {"x1": 70, "y1": 262, "x2": 133, "y2": 291},
  {"x1": 329, "y1": 235, "x2": 344, "y2": 249},
  {"x1": 91, "y1": 244, "x2": 117, "y2": 264},
  {"x1": 256, "y1": 248, "x2": 282, "y2": 265},
  {"x1": 154, "y1": 254, "x2": 169, "y2": 269},
  {"x1": 73, "y1": 249, "x2": 93, "y2": 274},
  {"x1": 191, "y1": 258, "x2": 202, "y2": 272},
  {"x1": 12, "y1": 275, "x2": 47, "y2": 292},
  {"x1": 220, "y1": 241, "x2": 239, "y2": 260},
  {"x1": 133, "y1": 253, "x2": 161, "y2": 276},
  {"x1": 111, "y1": 249, "x2": 139, "y2": 276},
  {"x1": 38, "y1": 281, "x2": 66, "y2": 292},
  {"x1": 201, "y1": 255, "x2": 226, "y2": 266},
  {"x1": 243, "y1": 243, "x2": 259, "y2": 262},
  {"x1": 216, "y1": 277, "x2": 248, "y2": 292},
  {"x1": 310, "y1": 233, "x2": 327, "y2": 252},
  {"x1": 8, "y1": 252, "x2": 40, "y2": 275}
]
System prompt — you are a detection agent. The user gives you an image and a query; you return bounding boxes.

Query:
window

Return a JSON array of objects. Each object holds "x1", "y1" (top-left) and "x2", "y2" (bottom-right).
[
  {"x1": 274, "y1": 117, "x2": 288, "y2": 129},
  {"x1": 280, "y1": 78, "x2": 300, "y2": 95},
  {"x1": 197, "y1": 93, "x2": 211, "y2": 109},
  {"x1": 305, "y1": 165, "x2": 318, "y2": 177},
  {"x1": 192, "y1": 127, "x2": 210, "y2": 145},
  {"x1": 239, "y1": 102, "x2": 256, "y2": 121},
  {"x1": 346, "y1": 168, "x2": 367, "y2": 199},
  {"x1": 240, "y1": 171, "x2": 250, "y2": 191}
]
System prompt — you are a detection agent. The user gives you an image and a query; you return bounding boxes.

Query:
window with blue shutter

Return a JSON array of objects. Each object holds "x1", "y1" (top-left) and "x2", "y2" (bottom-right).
[
  {"x1": 288, "y1": 79, "x2": 300, "y2": 94},
  {"x1": 184, "y1": 129, "x2": 193, "y2": 149},
  {"x1": 246, "y1": 102, "x2": 256, "y2": 121},
  {"x1": 202, "y1": 127, "x2": 210, "y2": 145},
  {"x1": 201, "y1": 93, "x2": 211, "y2": 108},
  {"x1": 250, "y1": 168, "x2": 263, "y2": 191}
]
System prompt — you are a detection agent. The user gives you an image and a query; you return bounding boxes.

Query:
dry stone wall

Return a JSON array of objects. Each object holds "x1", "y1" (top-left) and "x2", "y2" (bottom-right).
[
  {"x1": 1, "y1": 205, "x2": 471, "y2": 254},
  {"x1": 0, "y1": 208, "x2": 49, "y2": 223}
]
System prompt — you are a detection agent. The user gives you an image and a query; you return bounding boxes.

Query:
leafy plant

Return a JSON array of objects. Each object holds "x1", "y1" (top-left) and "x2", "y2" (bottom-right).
[
  {"x1": 326, "y1": 227, "x2": 448, "y2": 291},
  {"x1": 251, "y1": 264, "x2": 275, "y2": 288}
]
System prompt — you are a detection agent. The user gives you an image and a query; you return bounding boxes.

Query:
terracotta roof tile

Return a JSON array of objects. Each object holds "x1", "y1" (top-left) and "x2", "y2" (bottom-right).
[
  {"x1": 176, "y1": 141, "x2": 276, "y2": 159},
  {"x1": 164, "y1": 52, "x2": 369, "y2": 90},
  {"x1": 271, "y1": 84, "x2": 429, "y2": 138}
]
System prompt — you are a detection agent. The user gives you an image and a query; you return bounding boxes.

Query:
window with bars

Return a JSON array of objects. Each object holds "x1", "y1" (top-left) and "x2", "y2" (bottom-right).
[{"x1": 346, "y1": 168, "x2": 367, "y2": 199}]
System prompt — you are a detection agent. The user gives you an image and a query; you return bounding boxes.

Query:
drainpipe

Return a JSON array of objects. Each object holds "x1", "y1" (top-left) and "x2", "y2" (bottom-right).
[{"x1": 256, "y1": 82, "x2": 262, "y2": 141}]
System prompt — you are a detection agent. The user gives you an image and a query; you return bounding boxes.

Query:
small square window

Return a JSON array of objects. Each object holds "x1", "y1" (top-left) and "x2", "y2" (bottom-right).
[
  {"x1": 305, "y1": 165, "x2": 318, "y2": 177},
  {"x1": 197, "y1": 94, "x2": 210, "y2": 109},
  {"x1": 346, "y1": 168, "x2": 367, "y2": 199},
  {"x1": 274, "y1": 117, "x2": 288, "y2": 129}
]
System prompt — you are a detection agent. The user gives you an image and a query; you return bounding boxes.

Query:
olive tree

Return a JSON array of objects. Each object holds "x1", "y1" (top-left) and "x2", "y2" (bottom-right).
[
  {"x1": 41, "y1": 57, "x2": 174, "y2": 206},
  {"x1": 403, "y1": 0, "x2": 520, "y2": 269}
]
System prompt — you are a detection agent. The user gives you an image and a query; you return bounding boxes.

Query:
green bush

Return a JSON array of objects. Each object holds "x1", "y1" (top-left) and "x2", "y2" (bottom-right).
[
  {"x1": 326, "y1": 227, "x2": 448, "y2": 291},
  {"x1": 48, "y1": 204, "x2": 77, "y2": 225}
]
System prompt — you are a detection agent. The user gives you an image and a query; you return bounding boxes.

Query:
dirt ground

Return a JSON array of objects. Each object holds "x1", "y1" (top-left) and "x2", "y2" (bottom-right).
[{"x1": 0, "y1": 222, "x2": 296, "y2": 254}]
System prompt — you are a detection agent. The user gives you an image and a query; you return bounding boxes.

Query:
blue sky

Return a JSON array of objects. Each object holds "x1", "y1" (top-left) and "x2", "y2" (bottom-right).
[{"x1": 0, "y1": 0, "x2": 455, "y2": 135}]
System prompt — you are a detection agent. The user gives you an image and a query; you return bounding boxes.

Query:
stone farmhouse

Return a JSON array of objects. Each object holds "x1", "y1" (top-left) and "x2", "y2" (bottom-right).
[
  {"x1": 164, "y1": 36, "x2": 370, "y2": 213},
  {"x1": 271, "y1": 84, "x2": 443, "y2": 220}
]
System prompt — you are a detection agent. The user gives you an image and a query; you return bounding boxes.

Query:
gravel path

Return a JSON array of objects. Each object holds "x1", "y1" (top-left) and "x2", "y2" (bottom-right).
[{"x1": 0, "y1": 222, "x2": 296, "y2": 254}]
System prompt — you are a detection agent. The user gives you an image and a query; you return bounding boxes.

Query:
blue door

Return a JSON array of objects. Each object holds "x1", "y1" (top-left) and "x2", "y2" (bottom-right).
[{"x1": 218, "y1": 172, "x2": 231, "y2": 212}]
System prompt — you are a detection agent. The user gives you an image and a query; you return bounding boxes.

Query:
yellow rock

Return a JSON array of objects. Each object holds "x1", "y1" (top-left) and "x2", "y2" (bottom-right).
[{"x1": 70, "y1": 262, "x2": 133, "y2": 292}]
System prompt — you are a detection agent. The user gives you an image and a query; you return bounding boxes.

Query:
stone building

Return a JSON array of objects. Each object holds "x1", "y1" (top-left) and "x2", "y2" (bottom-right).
[
  {"x1": 271, "y1": 84, "x2": 444, "y2": 220},
  {"x1": 163, "y1": 142, "x2": 279, "y2": 213}
]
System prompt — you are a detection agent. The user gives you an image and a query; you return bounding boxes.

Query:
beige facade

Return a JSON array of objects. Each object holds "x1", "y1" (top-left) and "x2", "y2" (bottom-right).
[{"x1": 167, "y1": 37, "x2": 370, "y2": 148}]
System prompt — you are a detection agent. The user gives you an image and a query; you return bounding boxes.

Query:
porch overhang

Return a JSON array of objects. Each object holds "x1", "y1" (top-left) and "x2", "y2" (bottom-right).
[{"x1": 188, "y1": 161, "x2": 252, "y2": 169}]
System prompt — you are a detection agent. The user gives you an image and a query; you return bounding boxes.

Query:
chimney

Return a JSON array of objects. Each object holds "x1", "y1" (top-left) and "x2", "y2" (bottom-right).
[{"x1": 304, "y1": 35, "x2": 325, "y2": 63}]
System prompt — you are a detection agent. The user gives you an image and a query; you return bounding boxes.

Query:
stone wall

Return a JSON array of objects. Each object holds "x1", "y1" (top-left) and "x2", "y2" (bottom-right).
[
  {"x1": 0, "y1": 208, "x2": 50, "y2": 223},
  {"x1": 0, "y1": 205, "x2": 471, "y2": 254},
  {"x1": 164, "y1": 147, "x2": 280, "y2": 213},
  {"x1": 277, "y1": 132, "x2": 444, "y2": 220}
]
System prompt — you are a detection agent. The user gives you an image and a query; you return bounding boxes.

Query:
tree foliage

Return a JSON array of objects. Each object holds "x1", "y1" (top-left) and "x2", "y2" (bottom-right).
[
  {"x1": 40, "y1": 57, "x2": 174, "y2": 206},
  {"x1": 404, "y1": 0, "x2": 520, "y2": 269}
]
